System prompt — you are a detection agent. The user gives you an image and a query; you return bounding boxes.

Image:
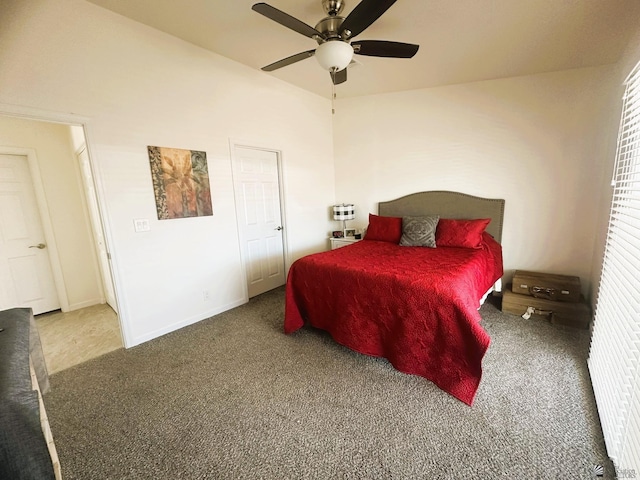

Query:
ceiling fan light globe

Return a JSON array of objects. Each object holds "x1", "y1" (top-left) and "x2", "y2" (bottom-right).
[{"x1": 315, "y1": 40, "x2": 353, "y2": 72}]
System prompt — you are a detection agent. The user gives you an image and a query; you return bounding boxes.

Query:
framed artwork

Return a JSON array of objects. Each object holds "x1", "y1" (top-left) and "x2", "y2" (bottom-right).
[
  {"x1": 344, "y1": 228, "x2": 356, "y2": 237},
  {"x1": 148, "y1": 146, "x2": 213, "y2": 220}
]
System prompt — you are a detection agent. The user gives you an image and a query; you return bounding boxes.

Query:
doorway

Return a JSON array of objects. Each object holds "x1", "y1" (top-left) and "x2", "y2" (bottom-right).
[
  {"x1": 0, "y1": 113, "x2": 123, "y2": 370},
  {"x1": 231, "y1": 143, "x2": 287, "y2": 298}
]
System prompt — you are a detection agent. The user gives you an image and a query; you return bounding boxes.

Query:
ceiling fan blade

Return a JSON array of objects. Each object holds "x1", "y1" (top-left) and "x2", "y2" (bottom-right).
[
  {"x1": 352, "y1": 40, "x2": 419, "y2": 58},
  {"x1": 261, "y1": 49, "x2": 316, "y2": 72},
  {"x1": 252, "y1": 3, "x2": 324, "y2": 39},
  {"x1": 331, "y1": 68, "x2": 347, "y2": 85},
  {"x1": 338, "y1": 0, "x2": 397, "y2": 39}
]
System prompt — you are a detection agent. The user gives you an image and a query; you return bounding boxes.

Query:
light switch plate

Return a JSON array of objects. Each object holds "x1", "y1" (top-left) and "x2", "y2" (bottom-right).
[{"x1": 133, "y1": 218, "x2": 150, "y2": 232}]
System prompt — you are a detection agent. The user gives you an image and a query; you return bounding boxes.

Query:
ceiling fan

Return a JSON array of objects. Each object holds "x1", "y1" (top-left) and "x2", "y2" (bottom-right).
[{"x1": 251, "y1": 0, "x2": 419, "y2": 85}]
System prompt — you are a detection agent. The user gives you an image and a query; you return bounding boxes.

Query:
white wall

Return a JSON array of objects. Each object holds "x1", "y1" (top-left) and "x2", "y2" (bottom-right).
[
  {"x1": 0, "y1": 0, "x2": 335, "y2": 347},
  {"x1": 333, "y1": 66, "x2": 619, "y2": 297},
  {"x1": 0, "y1": 116, "x2": 103, "y2": 310}
]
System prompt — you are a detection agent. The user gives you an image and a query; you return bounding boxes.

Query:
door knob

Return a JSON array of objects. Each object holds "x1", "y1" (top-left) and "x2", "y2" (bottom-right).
[
  {"x1": 275, "y1": 226, "x2": 283, "y2": 231},
  {"x1": 29, "y1": 243, "x2": 46, "y2": 249}
]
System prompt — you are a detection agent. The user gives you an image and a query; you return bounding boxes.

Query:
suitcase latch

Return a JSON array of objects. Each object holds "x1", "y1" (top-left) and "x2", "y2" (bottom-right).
[{"x1": 530, "y1": 285, "x2": 557, "y2": 300}]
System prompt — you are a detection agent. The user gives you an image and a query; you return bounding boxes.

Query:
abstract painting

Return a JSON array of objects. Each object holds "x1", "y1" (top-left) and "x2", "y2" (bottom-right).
[{"x1": 148, "y1": 146, "x2": 213, "y2": 220}]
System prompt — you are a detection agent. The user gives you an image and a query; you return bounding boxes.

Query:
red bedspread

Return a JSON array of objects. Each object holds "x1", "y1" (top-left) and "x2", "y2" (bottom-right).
[{"x1": 284, "y1": 233, "x2": 503, "y2": 405}]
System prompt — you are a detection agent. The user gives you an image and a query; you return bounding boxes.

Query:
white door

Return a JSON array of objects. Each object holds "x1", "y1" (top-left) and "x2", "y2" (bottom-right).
[
  {"x1": 0, "y1": 154, "x2": 60, "y2": 314},
  {"x1": 233, "y1": 146, "x2": 286, "y2": 298},
  {"x1": 77, "y1": 146, "x2": 118, "y2": 312}
]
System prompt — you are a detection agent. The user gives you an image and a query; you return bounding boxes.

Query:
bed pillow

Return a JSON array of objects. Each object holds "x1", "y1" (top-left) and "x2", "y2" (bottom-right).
[
  {"x1": 399, "y1": 215, "x2": 440, "y2": 247},
  {"x1": 364, "y1": 214, "x2": 402, "y2": 243},
  {"x1": 436, "y1": 218, "x2": 491, "y2": 249}
]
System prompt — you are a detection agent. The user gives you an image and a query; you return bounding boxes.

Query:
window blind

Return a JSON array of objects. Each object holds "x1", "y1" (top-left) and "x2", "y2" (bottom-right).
[{"x1": 588, "y1": 61, "x2": 640, "y2": 475}]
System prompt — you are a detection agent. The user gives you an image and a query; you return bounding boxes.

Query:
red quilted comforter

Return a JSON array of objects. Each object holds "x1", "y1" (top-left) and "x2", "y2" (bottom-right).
[{"x1": 284, "y1": 233, "x2": 503, "y2": 405}]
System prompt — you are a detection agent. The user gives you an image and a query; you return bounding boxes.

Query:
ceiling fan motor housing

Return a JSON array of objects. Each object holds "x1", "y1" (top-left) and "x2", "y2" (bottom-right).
[{"x1": 315, "y1": 16, "x2": 345, "y2": 40}]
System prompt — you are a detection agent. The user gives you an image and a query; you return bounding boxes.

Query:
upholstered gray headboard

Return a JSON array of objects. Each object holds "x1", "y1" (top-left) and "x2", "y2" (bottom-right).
[{"x1": 378, "y1": 191, "x2": 505, "y2": 243}]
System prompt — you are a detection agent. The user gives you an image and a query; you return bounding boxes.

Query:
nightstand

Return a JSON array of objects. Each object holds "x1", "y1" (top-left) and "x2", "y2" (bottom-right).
[{"x1": 330, "y1": 237, "x2": 361, "y2": 250}]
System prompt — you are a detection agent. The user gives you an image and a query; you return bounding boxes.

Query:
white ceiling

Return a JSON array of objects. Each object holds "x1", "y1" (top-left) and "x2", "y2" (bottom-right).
[{"x1": 86, "y1": 0, "x2": 640, "y2": 99}]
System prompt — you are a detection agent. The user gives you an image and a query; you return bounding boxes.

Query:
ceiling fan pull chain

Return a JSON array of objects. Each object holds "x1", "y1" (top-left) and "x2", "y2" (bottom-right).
[{"x1": 331, "y1": 68, "x2": 336, "y2": 114}]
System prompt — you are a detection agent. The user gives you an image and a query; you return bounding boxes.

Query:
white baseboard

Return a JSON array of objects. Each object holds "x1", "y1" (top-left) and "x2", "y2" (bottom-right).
[
  {"x1": 127, "y1": 297, "x2": 248, "y2": 348},
  {"x1": 64, "y1": 298, "x2": 105, "y2": 312}
]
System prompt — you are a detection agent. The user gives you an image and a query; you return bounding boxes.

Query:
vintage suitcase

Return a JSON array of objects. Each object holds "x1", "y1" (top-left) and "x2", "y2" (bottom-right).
[
  {"x1": 512, "y1": 270, "x2": 581, "y2": 303},
  {"x1": 502, "y1": 288, "x2": 591, "y2": 329}
]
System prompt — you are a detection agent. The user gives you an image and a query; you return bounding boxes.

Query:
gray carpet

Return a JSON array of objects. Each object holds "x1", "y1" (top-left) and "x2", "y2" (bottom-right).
[{"x1": 43, "y1": 287, "x2": 613, "y2": 479}]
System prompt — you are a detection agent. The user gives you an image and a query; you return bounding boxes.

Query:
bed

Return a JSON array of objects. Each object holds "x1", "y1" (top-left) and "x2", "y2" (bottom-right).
[{"x1": 284, "y1": 191, "x2": 505, "y2": 405}]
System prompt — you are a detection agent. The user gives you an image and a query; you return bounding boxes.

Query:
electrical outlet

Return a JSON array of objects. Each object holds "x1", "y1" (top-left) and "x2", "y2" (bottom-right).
[{"x1": 203, "y1": 289, "x2": 210, "y2": 301}]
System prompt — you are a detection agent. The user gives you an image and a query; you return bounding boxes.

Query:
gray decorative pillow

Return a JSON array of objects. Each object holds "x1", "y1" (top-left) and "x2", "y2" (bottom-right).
[{"x1": 399, "y1": 215, "x2": 440, "y2": 247}]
